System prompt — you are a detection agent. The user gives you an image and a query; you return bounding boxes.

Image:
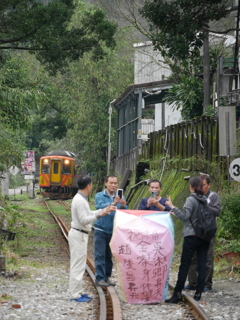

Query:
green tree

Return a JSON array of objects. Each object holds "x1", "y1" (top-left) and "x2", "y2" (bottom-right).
[
  {"x1": 23, "y1": 67, "x2": 74, "y2": 158},
  {"x1": 44, "y1": 30, "x2": 134, "y2": 182},
  {"x1": 0, "y1": 120, "x2": 25, "y2": 172},
  {"x1": 165, "y1": 74, "x2": 203, "y2": 120},
  {"x1": 0, "y1": 0, "x2": 119, "y2": 173},
  {"x1": 89, "y1": 0, "x2": 232, "y2": 119},
  {"x1": 0, "y1": 52, "x2": 45, "y2": 130},
  {"x1": 164, "y1": 42, "x2": 231, "y2": 119},
  {"x1": 139, "y1": 0, "x2": 228, "y2": 61},
  {"x1": 0, "y1": 0, "x2": 117, "y2": 73},
  {"x1": 137, "y1": 0, "x2": 233, "y2": 118},
  {"x1": 0, "y1": 52, "x2": 44, "y2": 171}
]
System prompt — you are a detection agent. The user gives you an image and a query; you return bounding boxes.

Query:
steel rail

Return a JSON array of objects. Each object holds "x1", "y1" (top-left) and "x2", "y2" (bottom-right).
[
  {"x1": 56, "y1": 216, "x2": 69, "y2": 240},
  {"x1": 44, "y1": 200, "x2": 62, "y2": 227},
  {"x1": 87, "y1": 257, "x2": 122, "y2": 320},
  {"x1": 169, "y1": 282, "x2": 211, "y2": 320},
  {"x1": 87, "y1": 257, "x2": 107, "y2": 320},
  {"x1": 106, "y1": 286, "x2": 122, "y2": 320},
  {"x1": 57, "y1": 200, "x2": 71, "y2": 211}
]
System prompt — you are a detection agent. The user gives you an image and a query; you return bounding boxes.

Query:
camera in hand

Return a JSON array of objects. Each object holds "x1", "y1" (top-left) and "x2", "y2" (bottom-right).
[
  {"x1": 117, "y1": 189, "x2": 123, "y2": 199},
  {"x1": 151, "y1": 191, "x2": 157, "y2": 199}
]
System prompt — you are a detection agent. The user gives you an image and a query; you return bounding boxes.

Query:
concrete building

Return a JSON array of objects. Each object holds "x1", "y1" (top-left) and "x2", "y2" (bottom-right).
[{"x1": 134, "y1": 41, "x2": 182, "y2": 131}]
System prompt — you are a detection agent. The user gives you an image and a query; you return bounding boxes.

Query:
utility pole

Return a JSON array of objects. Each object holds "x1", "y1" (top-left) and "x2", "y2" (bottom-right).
[
  {"x1": 203, "y1": 31, "x2": 210, "y2": 112},
  {"x1": 233, "y1": 0, "x2": 240, "y2": 89},
  {"x1": 107, "y1": 100, "x2": 115, "y2": 175}
]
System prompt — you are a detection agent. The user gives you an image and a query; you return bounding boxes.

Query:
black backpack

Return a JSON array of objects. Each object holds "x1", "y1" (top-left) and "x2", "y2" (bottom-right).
[{"x1": 189, "y1": 194, "x2": 217, "y2": 242}]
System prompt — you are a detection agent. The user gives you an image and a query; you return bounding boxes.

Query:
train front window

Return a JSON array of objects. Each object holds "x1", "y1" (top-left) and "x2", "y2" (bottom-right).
[
  {"x1": 42, "y1": 164, "x2": 50, "y2": 174},
  {"x1": 53, "y1": 162, "x2": 59, "y2": 174},
  {"x1": 62, "y1": 160, "x2": 71, "y2": 174}
]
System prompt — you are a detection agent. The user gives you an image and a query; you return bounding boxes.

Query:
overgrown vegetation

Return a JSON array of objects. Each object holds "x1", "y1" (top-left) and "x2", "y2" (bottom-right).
[
  {"x1": 216, "y1": 185, "x2": 240, "y2": 254},
  {"x1": 0, "y1": 0, "x2": 117, "y2": 73},
  {"x1": 0, "y1": 197, "x2": 23, "y2": 259},
  {"x1": 0, "y1": 194, "x2": 71, "y2": 272},
  {"x1": 0, "y1": 0, "x2": 130, "y2": 177}
]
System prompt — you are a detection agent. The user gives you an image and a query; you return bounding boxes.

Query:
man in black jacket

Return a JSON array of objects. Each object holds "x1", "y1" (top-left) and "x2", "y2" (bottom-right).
[{"x1": 184, "y1": 174, "x2": 221, "y2": 292}]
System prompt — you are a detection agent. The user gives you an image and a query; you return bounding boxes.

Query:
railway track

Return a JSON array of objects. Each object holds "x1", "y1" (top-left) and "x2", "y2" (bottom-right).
[
  {"x1": 57, "y1": 199, "x2": 71, "y2": 211},
  {"x1": 46, "y1": 199, "x2": 211, "y2": 320},
  {"x1": 45, "y1": 199, "x2": 123, "y2": 320},
  {"x1": 168, "y1": 282, "x2": 210, "y2": 320}
]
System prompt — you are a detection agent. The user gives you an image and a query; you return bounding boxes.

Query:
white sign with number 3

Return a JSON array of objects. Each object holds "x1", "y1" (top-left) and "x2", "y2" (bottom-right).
[{"x1": 229, "y1": 158, "x2": 240, "y2": 182}]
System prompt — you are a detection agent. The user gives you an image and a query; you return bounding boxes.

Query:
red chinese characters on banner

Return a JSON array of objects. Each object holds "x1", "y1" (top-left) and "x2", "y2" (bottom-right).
[
  {"x1": 110, "y1": 210, "x2": 174, "y2": 304},
  {"x1": 21, "y1": 151, "x2": 35, "y2": 174}
]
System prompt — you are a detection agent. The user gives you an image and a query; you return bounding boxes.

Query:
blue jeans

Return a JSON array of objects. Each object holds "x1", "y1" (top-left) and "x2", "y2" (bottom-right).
[
  {"x1": 94, "y1": 229, "x2": 113, "y2": 283},
  {"x1": 175, "y1": 236, "x2": 210, "y2": 293}
]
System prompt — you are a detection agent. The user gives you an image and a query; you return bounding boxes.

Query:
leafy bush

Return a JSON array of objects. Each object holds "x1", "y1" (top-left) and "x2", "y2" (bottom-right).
[
  {"x1": 217, "y1": 187, "x2": 240, "y2": 240},
  {"x1": 0, "y1": 197, "x2": 22, "y2": 253}
]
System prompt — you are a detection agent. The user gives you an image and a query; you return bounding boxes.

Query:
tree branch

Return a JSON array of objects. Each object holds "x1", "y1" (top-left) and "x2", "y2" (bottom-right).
[
  {"x1": 0, "y1": 43, "x2": 98, "y2": 51},
  {"x1": 204, "y1": 27, "x2": 240, "y2": 34},
  {"x1": 0, "y1": 28, "x2": 42, "y2": 44}
]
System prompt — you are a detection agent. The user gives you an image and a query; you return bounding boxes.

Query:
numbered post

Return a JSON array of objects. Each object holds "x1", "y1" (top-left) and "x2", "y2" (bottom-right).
[{"x1": 229, "y1": 158, "x2": 240, "y2": 182}]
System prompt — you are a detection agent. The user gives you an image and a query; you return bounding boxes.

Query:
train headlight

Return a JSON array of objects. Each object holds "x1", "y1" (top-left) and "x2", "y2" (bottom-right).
[
  {"x1": 64, "y1": 160, "x2": 70, "y2": 164},
  {"x1": 43, "y1": 159, "x2": 49, "y2": 163}
]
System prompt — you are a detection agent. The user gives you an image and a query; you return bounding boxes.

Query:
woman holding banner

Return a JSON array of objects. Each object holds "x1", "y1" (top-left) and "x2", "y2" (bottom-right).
[{"x1": 164, "y1": 176, "x2": 210, "y2": 303}]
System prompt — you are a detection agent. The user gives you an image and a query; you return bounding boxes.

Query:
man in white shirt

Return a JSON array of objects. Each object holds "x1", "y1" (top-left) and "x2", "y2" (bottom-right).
[{"x1": 68, "y1": 175, "x2": 116, "y2": 302}]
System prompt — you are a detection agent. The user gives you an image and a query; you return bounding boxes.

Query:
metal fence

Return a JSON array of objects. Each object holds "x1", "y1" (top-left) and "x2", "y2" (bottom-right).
[{"x1": 141, "y1": 116, "x2": 218, "y2": 162}]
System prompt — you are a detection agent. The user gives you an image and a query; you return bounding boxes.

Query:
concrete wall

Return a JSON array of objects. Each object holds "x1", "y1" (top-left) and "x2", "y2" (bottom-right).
[
  {"x1": 134, "y1": 42, "x2": 182, "y2": 130},
  {"x1": 155, "y1": 103, "x2": 182, "y2": 131},
  {"x1": 134, "y1": 41, "x2": 171, "y2": 84}
]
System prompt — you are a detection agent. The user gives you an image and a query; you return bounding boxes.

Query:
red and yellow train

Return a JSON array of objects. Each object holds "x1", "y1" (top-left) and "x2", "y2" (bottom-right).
[{"x1": 39, "y1": 150, "x2": 81, "y2": 199}]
